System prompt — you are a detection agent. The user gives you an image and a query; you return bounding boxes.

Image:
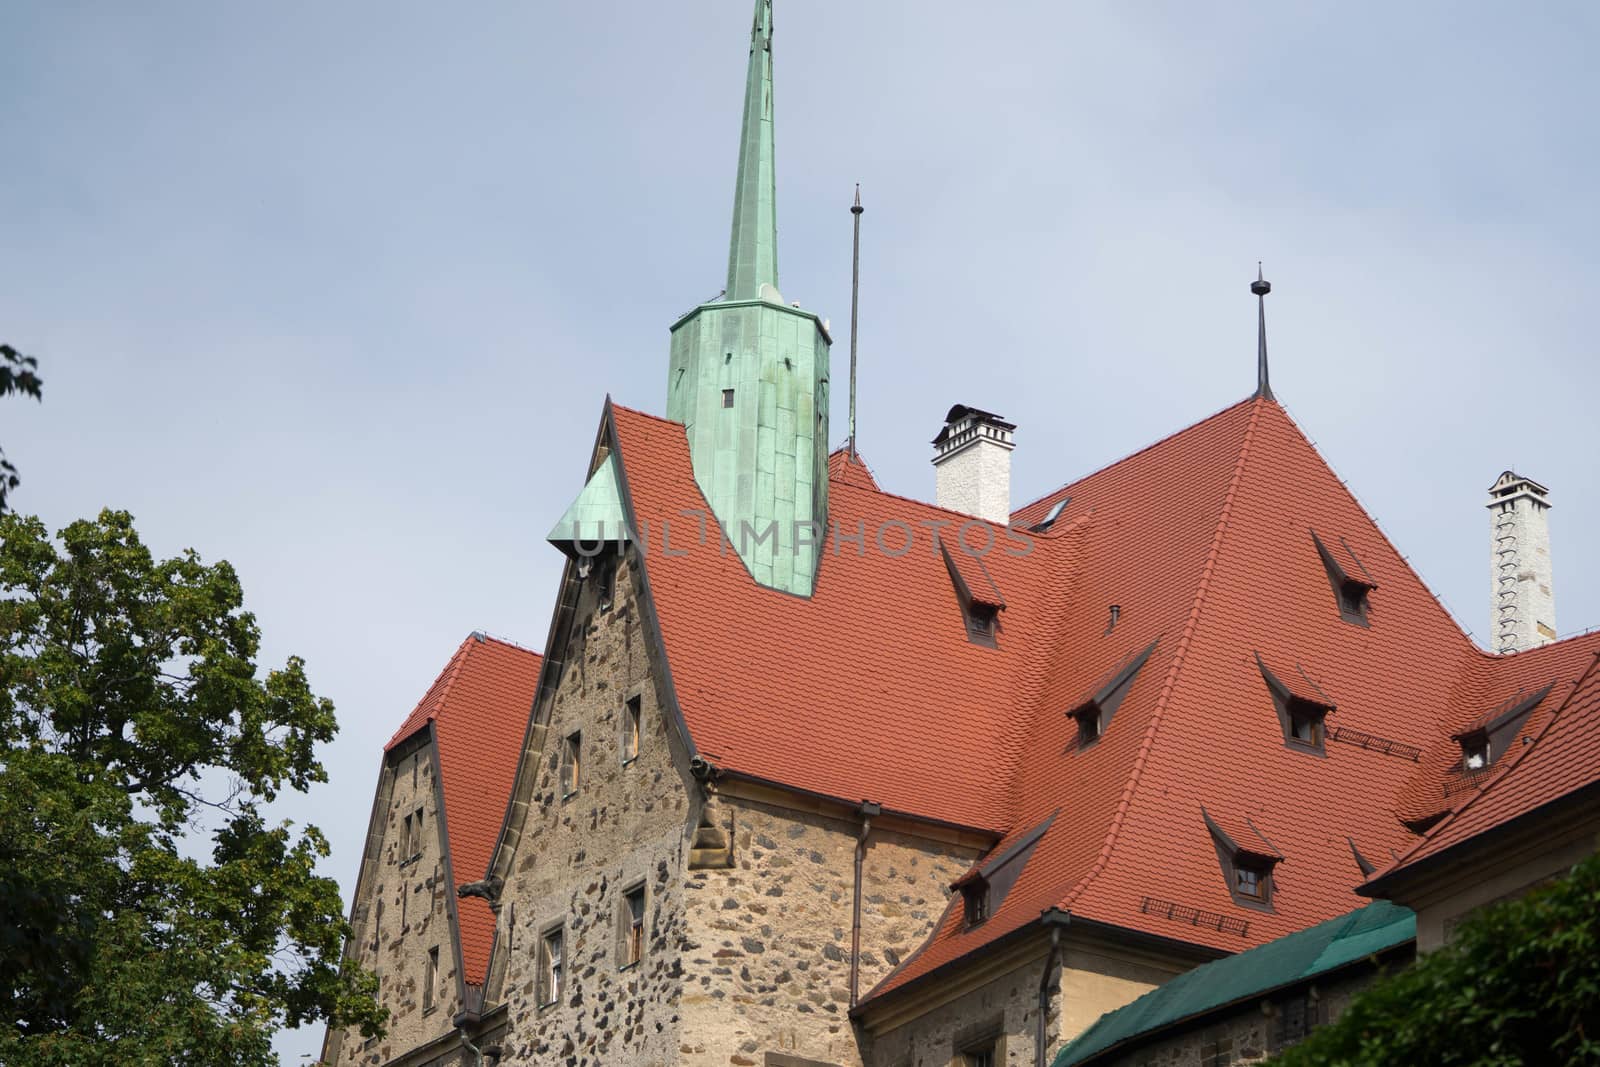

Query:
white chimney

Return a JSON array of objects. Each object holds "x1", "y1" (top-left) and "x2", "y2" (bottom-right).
[
  {"x1": 1488, "y1": 471, "x2": 1556, "y2": 653},
  {"x1": 932, "y1": 405, "x2": 1015, "y2": 524}
]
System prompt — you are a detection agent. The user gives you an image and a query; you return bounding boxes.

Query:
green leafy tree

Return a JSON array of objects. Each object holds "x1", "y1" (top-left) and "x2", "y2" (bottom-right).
[
  {"x1": 1270, "y1": 851, "x2": 1600, "y2": 1066},
  {"x1": 0, "y1": 509, "x2": 385, "y2": 1065},
  {"x1": 1, "y1": 343, "x2": 44, "y2": 512}
]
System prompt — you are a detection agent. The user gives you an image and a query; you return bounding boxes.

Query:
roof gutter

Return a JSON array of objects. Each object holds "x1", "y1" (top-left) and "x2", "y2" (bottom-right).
[
  {"x1": 1037, "y1": 909, "x2": 1070, "y2": 1067},
  {"x1": 850, "y1": 800, "x2": 884, "y2": 1007},
  {"x1": 707, "y1": 763, "x2": 1003, "y2": 840}
]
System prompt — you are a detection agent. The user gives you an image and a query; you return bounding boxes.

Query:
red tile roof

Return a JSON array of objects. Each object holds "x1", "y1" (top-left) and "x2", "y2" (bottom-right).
[
  {"x1": 386, "y1": 633, "x2": 541, "y2": 986},
  {"x1": 598, "y1": 394, "x2": 1600, "y2": 1003},
  {"x1": 1369, "y1": 651, "x2": 1600, "y2": 885}
]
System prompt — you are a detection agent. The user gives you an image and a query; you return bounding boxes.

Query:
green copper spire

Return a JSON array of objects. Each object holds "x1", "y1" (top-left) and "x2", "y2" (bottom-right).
[
  {"x1": 727, "y1": 0, "x2": 778, "y2": 301},
  {"x1": 665, "y1": 0, "x2": 831, "y2": 597}
]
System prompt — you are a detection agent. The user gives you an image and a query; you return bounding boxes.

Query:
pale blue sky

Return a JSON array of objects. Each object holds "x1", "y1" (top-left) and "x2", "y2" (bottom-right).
[{"x1": 4, "y1": 2, "x2": 1597, "y2": 1060}]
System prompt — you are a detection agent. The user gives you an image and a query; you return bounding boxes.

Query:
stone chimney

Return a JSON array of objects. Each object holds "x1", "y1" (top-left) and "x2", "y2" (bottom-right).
[
  {"x1": 932, "y1": 405, "x2": 1015, "y2": 524},
  {"x1": 1488, "y1": 471, "x2": 1556, "y2": 653}
]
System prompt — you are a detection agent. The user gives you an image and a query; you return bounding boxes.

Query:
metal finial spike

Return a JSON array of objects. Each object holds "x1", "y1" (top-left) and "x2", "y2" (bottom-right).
[
  {"x1": 848, "y1": 184, "x2": 864, "y2": 458},
  {"x1": 1253, "y1": 265, "x2": 1274, "y2": 399}
]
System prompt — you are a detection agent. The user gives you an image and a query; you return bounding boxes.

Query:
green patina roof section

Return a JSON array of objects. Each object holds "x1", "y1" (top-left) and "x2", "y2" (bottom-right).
[
  {"x1": 726, "y1": 0, "x2": 778, "y2": 301},
  {"x1": 1052, "y1": 901, "x2": 1415, "y2": 1067},
  {"x1": 547, "y1": 455, "x2": 630, "y2": 546}
]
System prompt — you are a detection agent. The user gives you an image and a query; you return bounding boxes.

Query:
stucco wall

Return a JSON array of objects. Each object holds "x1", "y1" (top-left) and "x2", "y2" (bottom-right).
[{"x1": 934, "y1": 439, "x2": 1013, "y2": 525}]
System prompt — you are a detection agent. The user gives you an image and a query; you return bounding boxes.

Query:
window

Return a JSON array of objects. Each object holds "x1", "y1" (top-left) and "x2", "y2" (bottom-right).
[
  {"x1": 595, "y1": 553, "x2": 618, "y2": 613},
  {"x1": 622, "y1": 696, "x2": 641, "y2": 764},
  {"x1": 423, "y1": 946, "x2": 439, "y2": 1013},
  {"x1": 1288, "y1": 705, "x2": 1323, "y2": 747},
  {"x1": 1451, "y1": 684, "x2": 1552, "y2": 775},
  {"x1": 1312, "y1": 530, "x2": 1376, "y2": 627},
  {"x1": 622, "y1": 885, "x2": 645, "y2": 968},
  {"x1": 402, "y1": 805, "x2": 425, "y2": 859},
  {"x1": 560, "y1": 732, "x2": 581, "y2": 797},
  {"x1": 1067, "y1": 640, "x2": 1158, "y2": 748},
  {"x1": 962, "y1": 880, "x2": 990, "y2": 926},
  {"x1": 962, "y1": 1040, "x2": 1000, "y2": 1067},
  {"x1": 539, "y1": 927, "x2": 564, "y2": 1007},
  {"x1": 1203, "y1": 807, "x2": 1281, "y2": 908},
  {"x1": 1256, "y1": 654, "x2": 1333, "y2": 755},
  {"x1": 1076, "y1": 707, "x2": 1102, "y2": 746},
  {"x1": 966, "y1": 603, "x2": 998, "y2": 642},
  {"x1": 722, "y1": 388, "x2": 735, "y2": 408}
]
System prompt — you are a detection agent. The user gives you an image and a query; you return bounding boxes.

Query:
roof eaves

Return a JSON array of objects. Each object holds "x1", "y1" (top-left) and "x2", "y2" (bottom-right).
[{"x1": 1365, "y1": 652, "x2": 1600, "y2": 894}]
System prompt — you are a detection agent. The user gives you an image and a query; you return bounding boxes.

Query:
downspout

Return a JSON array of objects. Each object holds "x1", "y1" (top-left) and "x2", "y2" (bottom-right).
[
  {"x1": 1037, "y1": 909, "x2": 1071, "y2": 1067},
  {"x1": 849, "y1": 800, "x2": 883, "y2": 1007}
]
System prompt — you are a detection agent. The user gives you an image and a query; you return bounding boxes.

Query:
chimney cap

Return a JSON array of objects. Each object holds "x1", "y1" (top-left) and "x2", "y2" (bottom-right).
[{"x1": 933, "y1": 404, "x2": 1017, "y2": 446}]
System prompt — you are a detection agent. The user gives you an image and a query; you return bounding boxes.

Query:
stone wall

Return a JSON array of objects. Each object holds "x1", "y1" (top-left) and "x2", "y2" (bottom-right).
[
  {"x1": 491, "y1": 549, "x2": 697, "y2": 1067},
  {"x1": 679, "y1": 794, "x2": 981, "y2": 1067},
  {"x1": 327, "y1": 740, "x2": 464, "y2": 1065},
  {"x1": 865, "y1": 949, "x2": 1053, "y2": 1067}
]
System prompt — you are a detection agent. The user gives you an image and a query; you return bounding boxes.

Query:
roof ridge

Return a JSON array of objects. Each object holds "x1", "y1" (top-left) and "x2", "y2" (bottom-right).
[
  {"x1": 1272, "y1": 399, "x2": 1481, "y2": 656},
  {"x1": 1058, "y1": 397, "x2": 1266, "y2": 912},
  {"x1": 384, "y1": 633, "x2": 478, "y2": 750},
  {"x1": 1379, "y1": 650, "x2": 1600, "y2": 878},
  {"x1": 468, "y1": 631, "x2": 543, "y2": 656},
  {"x1": 608, "y1": 400, "x2": 682, "y2": 428},
  {"x1": 1013, "y1": 395, "x2": 1257, "y2": 518}
]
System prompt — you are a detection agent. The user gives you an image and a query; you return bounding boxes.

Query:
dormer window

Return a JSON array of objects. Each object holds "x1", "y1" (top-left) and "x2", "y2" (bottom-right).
[
  {"x1": 953, "y1": 813, "x2": 1056, "y2": 929},
  {"x1": 1311, "y1": 530, "x2": 1377, "y2": 627},
  {"x1": 1076, "y1": 707, "x2": 1102, "y2": 746},
  {"x1": 1287, "y1": 701, "x2": 1324, "y2": 748},
  {"x1": 967, "y1": 603, "x2": 999, "y2": 641},
  {"x1": 962, "y1": 879, "x2": 990, "y2": 925},
  {"x1": 1451, "y1": 684, "x2": 1552, "y2": 775},
  {"x1": 1235, "y1": 862, "x2": 1268, "y2": 902},
  {"x1": 1256, "y1": 654, "x2": 1335, "y2": 755},
  {"x1": 939, "y1": 536, "x2": 1006, "y2": 649},
  {"x1": 1067, "y1": 640, "x2": 1159, "y2": 749},
  {"x1": 1203, "y1": 807, "x2": 1283, "y2": 909}
]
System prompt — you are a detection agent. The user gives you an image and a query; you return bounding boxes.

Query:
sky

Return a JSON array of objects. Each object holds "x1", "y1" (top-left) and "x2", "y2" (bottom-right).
[{"x1": 4, "y1": 1, "x2": 1598, "y2": 1060}]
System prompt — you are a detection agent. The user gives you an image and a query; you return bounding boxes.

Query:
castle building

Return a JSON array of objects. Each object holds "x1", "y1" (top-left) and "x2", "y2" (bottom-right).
[{"x1": 323, "y1": 4, "x2": 1596, "y2": 1066}]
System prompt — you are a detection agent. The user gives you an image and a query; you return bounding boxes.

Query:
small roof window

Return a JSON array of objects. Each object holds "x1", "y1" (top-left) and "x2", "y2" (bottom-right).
[
  {"x1": 1256, "y1": 653, "x2": 1336, "y2": 755},
  {"x1": 1203, "y1": 807, "x2": 1284, "y2": 910},
  {"x1": 939, "y1": 536, "x2": 1006, "y2": 648},
  {"x1": 1067, "y1": 639, "x2": 1159, "y2": 748},
  {"x1": 1311, "y1": 530, "x2": 1377, "y2": 627},
  {"x1": 952, "y1": 813, "x2": 1056, "y2": 928},
  {"x1": 1451, "y1": 683, "x2": 1553, "y2": 773},
  {"x1": 1033, "y1": 495, "x2": 1071, "y2": 532}
]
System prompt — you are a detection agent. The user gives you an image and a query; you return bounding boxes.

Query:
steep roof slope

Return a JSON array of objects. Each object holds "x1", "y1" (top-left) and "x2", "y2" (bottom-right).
[
  {"x1": 611, "y1": 403, "x2": 1064, "y2": 831},
  {"x1": 386, "y1": 633, "x2": 542, "y2": 986},
  {"x1": 1369, "y1": 650, "x2": 1600, "y2": 886},
  {"x1": 594, "y1": 391, "x2": 1600, "y2": 1003}
]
